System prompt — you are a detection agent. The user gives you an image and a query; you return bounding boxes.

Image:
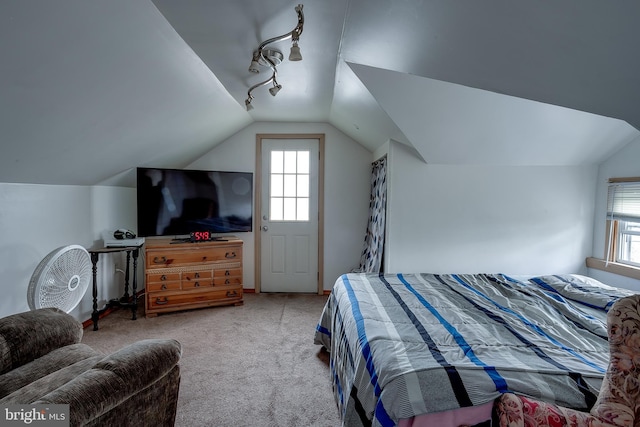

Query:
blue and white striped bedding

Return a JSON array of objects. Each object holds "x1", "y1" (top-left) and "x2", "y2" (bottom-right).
[{"x1": 314, "y1": 273, "x2": 631, "y2": 427}]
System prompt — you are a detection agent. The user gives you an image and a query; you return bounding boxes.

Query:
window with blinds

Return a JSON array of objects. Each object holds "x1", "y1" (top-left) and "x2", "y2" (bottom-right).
[{"x1": 607, "y1": 179, "x2": 640, "y2": 267}]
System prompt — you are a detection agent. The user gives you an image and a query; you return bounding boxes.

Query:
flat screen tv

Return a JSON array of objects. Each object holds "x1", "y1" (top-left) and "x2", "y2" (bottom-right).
[{"x1": 136, "y1": 167, "x2": 253, "y2": 237}]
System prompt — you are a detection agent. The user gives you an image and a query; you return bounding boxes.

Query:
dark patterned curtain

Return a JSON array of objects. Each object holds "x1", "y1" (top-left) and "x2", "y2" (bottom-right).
[{"x1": 356, "y1": 156, "x2": 387, "y2": 273}]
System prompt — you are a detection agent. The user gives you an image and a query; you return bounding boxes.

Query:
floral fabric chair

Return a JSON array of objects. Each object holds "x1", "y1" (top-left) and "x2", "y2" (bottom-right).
[{"x1": 493, "y1": 294, "x2": 640, "y2": 427}]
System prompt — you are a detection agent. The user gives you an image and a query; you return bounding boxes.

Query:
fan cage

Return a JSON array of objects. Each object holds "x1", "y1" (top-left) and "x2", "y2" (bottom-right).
[{"x1": 27, "y1": 245, "x2": 92, "y2": 313}]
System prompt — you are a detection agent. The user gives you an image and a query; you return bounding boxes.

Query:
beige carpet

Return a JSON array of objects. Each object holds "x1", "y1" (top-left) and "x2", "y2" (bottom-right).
[{"x1": 81, "y1": 293, "x2": 341, "y2": 427}]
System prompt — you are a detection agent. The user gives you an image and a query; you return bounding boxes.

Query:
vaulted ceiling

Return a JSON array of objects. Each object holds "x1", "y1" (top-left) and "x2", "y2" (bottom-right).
[{"x1": 2, "y1": 1, "x2": 639, "y2": 186}]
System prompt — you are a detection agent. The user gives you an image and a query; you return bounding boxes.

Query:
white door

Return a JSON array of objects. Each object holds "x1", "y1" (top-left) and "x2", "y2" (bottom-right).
[{"x1": 259, "y1": 138, "x2": 320, "y2": 293}]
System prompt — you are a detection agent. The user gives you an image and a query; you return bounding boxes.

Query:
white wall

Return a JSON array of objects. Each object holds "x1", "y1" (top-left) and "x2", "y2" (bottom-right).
[
  {"x1": 588, "y1": 135, "x2": 640, "y2": 290},
  {"x1": 0, "y1": 183, "x2": 90, "y2": 318},
  {"x1": 0, "y1": 183, "x2": 134, "y2": 321},
  {"x1": 188, "y1": 122, "x2": 372, "y2": 291},
  {"x1": 3, "y1": 128, "x2": 634, "y2": 323},
  {"x1": 78, "y1": 185, "x2": 139, "y2": 320},
  {"x1": 0, "y1": 122, "x2": 370, "y2": 322},
  {"x1": 385, "y1": 141, "x2": 598, "y2": 275}
]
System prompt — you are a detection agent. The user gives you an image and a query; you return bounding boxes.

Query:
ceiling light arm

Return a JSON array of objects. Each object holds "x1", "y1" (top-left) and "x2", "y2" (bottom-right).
[
  {"x1": 245, "y1": 70, "x2": 281, "y2": 110},
  {"x1": 245, "y1": 5, "x2": 304, "y2": 111},
  {"x1": 256, "y1": 4, "x2": 304, "y2": 68},
  {"x1": 247, "y1": 70, "x2": 278, "y2": 99}
]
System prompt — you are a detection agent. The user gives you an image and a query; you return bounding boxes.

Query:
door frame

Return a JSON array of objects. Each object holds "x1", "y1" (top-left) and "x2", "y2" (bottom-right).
[{"x1": 254, "y1": 133, "x2": 325, "y2": 295}]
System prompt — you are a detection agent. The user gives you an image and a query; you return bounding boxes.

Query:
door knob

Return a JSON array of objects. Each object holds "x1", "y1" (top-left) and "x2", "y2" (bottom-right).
[{"x1": 262, "y1": 225, "x2": 269, "y2": 231}]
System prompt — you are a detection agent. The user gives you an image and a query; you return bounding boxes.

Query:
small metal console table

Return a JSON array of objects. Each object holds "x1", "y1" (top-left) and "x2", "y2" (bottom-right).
[{"x1": 88, "y1": 245, "x2": 143, "y2": 330}]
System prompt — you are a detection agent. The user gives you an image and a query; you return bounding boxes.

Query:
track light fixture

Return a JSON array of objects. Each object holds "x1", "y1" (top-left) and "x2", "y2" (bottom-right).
[
  {"x1": 289, "y1": 41, "x2": 302, "y2": 61},
  {"x1": 248, "y1": 53, "x2": 260, "y2": 74},
  {"x1": 245, "y1": 4, "x2": 304, "y2": 111},
  {"x1": 269, "y1": 82, "x2": 282, "y2": 96},
  {"x1": 248, "y1": 48, "x2": 283, "y2": 73}
]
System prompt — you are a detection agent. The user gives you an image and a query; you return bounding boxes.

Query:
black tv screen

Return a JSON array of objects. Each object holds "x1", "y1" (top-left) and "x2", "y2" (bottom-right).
[{"x1": 136, "y1": 167, "x2": 253, "y2": 237}]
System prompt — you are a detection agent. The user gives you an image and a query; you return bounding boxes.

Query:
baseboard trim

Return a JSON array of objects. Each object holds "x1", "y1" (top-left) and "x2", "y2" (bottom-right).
[
  {"x1": 82, "y1": 287, "x2": 319, "y2": 327},
  {"x1": 82, "y1": 306, "x2": 117, "y2": 329},
  {"x1": 82, "y1": 290, "x2": 145, "y2": 329},
  {"x1": 242, "y1": 288, "x2": 328, "y2": 295}
]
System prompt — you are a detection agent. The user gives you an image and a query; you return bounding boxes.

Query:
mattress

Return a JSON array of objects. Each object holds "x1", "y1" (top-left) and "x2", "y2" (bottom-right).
[{"x1": 314, "y1": 273, "x2": 634, "y2": 427}]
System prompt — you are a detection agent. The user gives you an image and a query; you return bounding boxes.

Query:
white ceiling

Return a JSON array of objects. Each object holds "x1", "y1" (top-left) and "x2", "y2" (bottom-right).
[{"x1": 1, "y1": 0, "x2": 639, "y2": 186}]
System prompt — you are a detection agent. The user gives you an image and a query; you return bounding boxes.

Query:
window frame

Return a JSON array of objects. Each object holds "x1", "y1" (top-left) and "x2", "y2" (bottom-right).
[
  {"x1": 616, "y1": 220, "x2": 640, "y2": 268},
  {"x1": 588, "y1": 176, "x2": 640, "y2": 280}
]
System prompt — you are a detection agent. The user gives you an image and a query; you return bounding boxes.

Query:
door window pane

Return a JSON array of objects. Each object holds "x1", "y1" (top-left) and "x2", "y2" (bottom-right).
[
  {"x1": 283, "y1": 174, "x2": 297, "y2": 197},
  {"x1": 283, "y1": 198, "x2": 296, "y2": 220},
  {"x1": 271, "y1": 174, "x2": 283, "y2": 197},
  {"x1": 297, "y1": 175, "x2": 309, "y2": 197},
  {"x1": 270, "y1": 197, "x2": 283, "y2": 221},
  {"x1": 297, "y1": 151, "x2": 310, "y2": 174},
  {"x1": 284, "y1": 151, "x2": 297, "y2": 173},
  {"x1": 297, "y1": 198, "x2": 309, "y2": 221},
  {"x1": 271, "y1": 151, "x2": 283, "y2": 173}
]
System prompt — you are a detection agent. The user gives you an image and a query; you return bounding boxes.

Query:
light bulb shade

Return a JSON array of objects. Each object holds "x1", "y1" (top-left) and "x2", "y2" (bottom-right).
[
  {"x1": 289, "y1": 44, "x2": 302, "y2": 61},
  {"x1": 269, "y1": 84, "x2": 282, "y2": 96},
  {"x1": 248, "y1": 60, "x2": 260, "y2": 73},
  {"x1": 245, "y1": 99, "x2": 254, "y2": 111}
]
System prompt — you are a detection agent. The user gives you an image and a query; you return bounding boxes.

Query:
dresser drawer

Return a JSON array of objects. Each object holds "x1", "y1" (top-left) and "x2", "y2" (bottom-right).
[
  {"x1": 183, "y1": 270, "x2": 213, "y2": 281},
  {"x1": 182, "y1": 278, "x2": 214, "y2": 289},
  {"x1": 147, "y1": 281, "x2": 181, "y2": 292},
  {"x1": 213, "y1": 276, "x2": 242, "y2": 286},
  {"x1": 183, "y1": 269, "x2": 213, "y2": 289},
  {"x1": 147, "y1": 288, "x2": 242, "y2": 309},
  {"x1": 146, "y1": 272, "x2": 181, "y2": 292},
  {"x1": 213, "y1": 268, "x2": 242, "y2": 278},
  {"x1": 147, "y1": 272, "x2": 181, "y2": 283},
  {"x1": 146, "y1": 245, "x2": 242, "y2": 268}
]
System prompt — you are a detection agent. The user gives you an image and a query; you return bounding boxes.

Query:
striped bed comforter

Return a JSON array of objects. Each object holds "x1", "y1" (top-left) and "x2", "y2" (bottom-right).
[{"x1": 313, "y1": 273, "x2": 632, "y2": 427}]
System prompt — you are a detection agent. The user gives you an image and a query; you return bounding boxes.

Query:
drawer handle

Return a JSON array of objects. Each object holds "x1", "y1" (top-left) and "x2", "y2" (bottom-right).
[
  {"x1": 195, "y1": 272, "x2": 200, "y2": 278},
  {"x1": 161, "y1": 275, "x2": 167, "y2": 281},
  {"x1": 161, "y1": 284, "x2": 167, "y2": 290},
  {"x1": 225, "y1": 270, "x2": 230, "y2": 276},
  {"x1": 225, "y1": 279, "x2": 230, "y2": 284},
  {"x1": 155, "y1": 297, "x2": 169, "y2": 305},
  {"x1": 153, "y1": 256, "x2": 167, "y2": 264},
  {"x1": 194, "y1": 282, "x2": 200, "y2": 287},
  {"x1": 225, "y1": 252, "x2": 236, "y2": 259},
  {"x1": 226, "y1": 290, "x2": 238, "y2": 298}
]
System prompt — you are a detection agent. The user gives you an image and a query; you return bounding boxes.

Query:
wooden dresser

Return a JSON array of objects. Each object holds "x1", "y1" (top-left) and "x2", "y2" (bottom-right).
[{"x1": 144, "y1": 237, "x2": 243, "y2": 317}]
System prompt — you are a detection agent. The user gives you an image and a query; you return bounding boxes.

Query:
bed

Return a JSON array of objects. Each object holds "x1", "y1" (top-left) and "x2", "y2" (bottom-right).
[{"x1": 313, "y1": 273, "x2": 636, "y2": 427}]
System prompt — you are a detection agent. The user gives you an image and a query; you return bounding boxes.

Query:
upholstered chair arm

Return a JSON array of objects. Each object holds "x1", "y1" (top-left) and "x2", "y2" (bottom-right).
[
  {"x1": 0, "y1": 308, "x2": 83, "y2": 375},
  {"x1": 493, "y1": 393, "x2": 619, "y2": 427},
  {"x1": 590, "y1": 294, "x2": 640, "y2": 427},
  {"x1": 35, "y1": 339, "x2": 182, "y2": 427}
]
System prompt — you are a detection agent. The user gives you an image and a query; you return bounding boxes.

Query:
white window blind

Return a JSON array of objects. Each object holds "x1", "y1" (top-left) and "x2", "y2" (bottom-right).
[{"x1": 607, "y1": 181, "x2": 640, "y2": 222}]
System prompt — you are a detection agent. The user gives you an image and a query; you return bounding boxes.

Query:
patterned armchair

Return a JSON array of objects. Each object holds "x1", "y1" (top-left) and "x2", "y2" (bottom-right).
[{"x1": 493, "y1": 294, "x2": 640, "y2": 427}]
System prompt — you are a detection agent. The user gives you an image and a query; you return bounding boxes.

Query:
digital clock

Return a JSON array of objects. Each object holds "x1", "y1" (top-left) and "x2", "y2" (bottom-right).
[{"x1": 190, "y1": 231, "x2": 214, "y2": 242}]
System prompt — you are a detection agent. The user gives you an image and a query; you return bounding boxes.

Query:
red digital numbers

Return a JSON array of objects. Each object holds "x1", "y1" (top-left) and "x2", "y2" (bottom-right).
[{"x1": 191, "y1": 231, "x2": 211, "y2": 241}]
